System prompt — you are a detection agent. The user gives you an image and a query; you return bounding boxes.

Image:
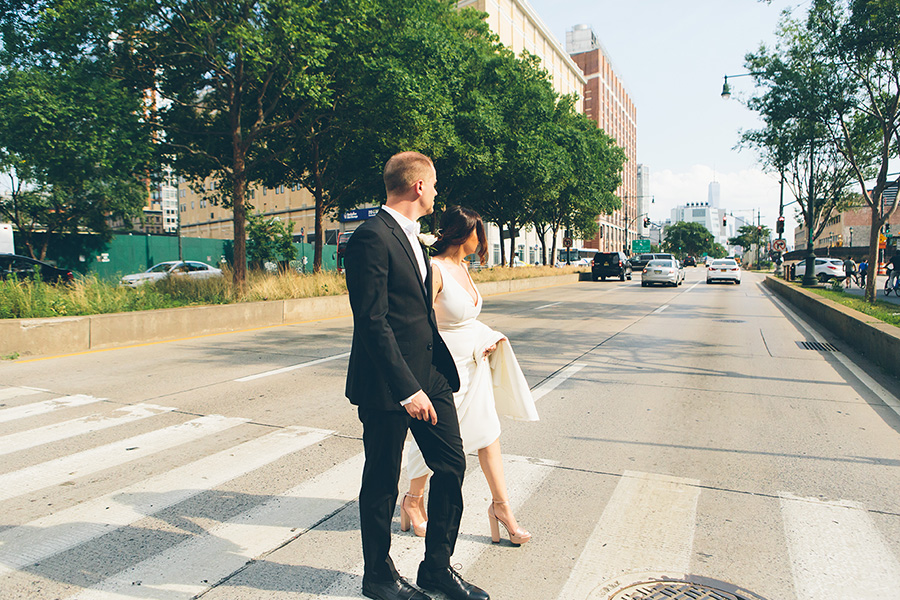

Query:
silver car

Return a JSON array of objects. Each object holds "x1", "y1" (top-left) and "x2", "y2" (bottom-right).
[
  {"x1": 120, "y1": 261, "x2": 223, "y2": 287},
  {"x1": 641, "y1": 259, "x2": 685, "y2": 287},
  {"x1": 706, "y1": 259, "x2": 742, "y2": 284}
]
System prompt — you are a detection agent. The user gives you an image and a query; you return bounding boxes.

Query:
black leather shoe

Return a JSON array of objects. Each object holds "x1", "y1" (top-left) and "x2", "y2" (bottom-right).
[
  {"x1": 416, "y1": 565, "x2": 490, "y2": 600},
  {"x1": 362, "y1": 576, "x2": 432, "y2": 600}
]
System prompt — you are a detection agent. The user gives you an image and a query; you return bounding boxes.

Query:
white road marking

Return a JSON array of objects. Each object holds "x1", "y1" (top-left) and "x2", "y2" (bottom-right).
[
  {"x1": 652, "y1": 304, "x2": 669, "y2": 314},
  {"x1": 534, "y1": 301, "x2": 562, "y2": 310},
  {"x1": 0, "y1": 414, "x2": 248, "y2": 502},
  {"x1": 687, "y1": 281, "x2": 702, "y2": 291},
  {"x1": 764, "y1": 287, "x2": 900, "y2": 419},
  {"x1": 531, "y1": 363, "x2": 585, "y2": 401},
  {"x1": 555, "y1": 470, "x2": 701, "y2": 600},
  {"x1": 780, "y1": 492, "x2": 900, "y2": 600},
  {"x1": 0, "y1": 394, "x2": 104, "y2": 424},
  {"x1": 320, "y1": 454, "x2": 557, "y2": 600},
  {"x1": 0, "y1": 387, "x2": 43, "y2": 401},
  {"x1": 0, "y1": 403, "x2": 175, "y2": 456},
  {"x1": 0, "y1": 425, "x2": 333, "y2": 580},
  {"x1": 234, "y1": 351, "x2": 351, "y2": 382},
  {"x1": 65, "y1": 452, "x2": 366, "y2": 600}
]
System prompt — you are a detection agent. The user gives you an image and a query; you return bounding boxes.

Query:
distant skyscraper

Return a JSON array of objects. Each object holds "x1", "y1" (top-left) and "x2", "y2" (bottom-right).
[{"x1": 708, "y1": 181, "x2": 721, "y2": 208}]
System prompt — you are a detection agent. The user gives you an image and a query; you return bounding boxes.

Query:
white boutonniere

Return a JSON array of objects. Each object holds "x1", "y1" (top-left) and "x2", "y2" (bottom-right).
[{"x1": 417, "y1": 232, "x2": 438, "y2": 247}]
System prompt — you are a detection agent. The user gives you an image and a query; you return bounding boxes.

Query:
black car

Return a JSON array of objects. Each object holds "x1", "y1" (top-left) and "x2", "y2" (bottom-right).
[
  {"x1": 591, "y1": 251, "x2": 632, "y2": 281},
  {"x1": 683, "y1": 256, "x2": 697, "y2": 267},
  {"x1": 0, "y1": 254, "x2": 75, "y2": 283}
]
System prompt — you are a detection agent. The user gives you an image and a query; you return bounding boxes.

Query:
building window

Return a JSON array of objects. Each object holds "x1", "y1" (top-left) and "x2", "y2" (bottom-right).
[{"x1": 191, "y1": 201, "x2": 195, "y2": 209}]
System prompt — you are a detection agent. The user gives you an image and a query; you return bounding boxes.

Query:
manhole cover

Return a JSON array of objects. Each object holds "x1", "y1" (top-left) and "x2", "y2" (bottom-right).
[
  {"x1": 610, "y1": 581, "x2": 744, "y2": 599},
  {"x1": 797, "y1": 340, "x2": 839, "y2": 352},
  {"x1": 590, "y1": 574, "x2": 769, "y2": 600}
]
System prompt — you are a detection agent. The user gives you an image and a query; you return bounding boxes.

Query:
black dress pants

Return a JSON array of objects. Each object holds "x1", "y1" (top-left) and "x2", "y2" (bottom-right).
[{"x1": 357, "y1": 366, "x2": 466, "y2": 582}]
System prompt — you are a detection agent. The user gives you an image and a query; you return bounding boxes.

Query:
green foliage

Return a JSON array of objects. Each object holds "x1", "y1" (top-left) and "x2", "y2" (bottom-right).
[
  {"x1": 246, "y1": 214, "x2": 297, "y2": 269},
  {"x1": 729, "y1": 224, "x2": 772, "y2": 251},
  {"x1": 709, "y1": 243, "x2": 728, "y2": 259},
  {"x1": 662, "y1": 222, "x2": 716, "y2": 257},
  {"x1": 0, "y1": 0, "x2": 153, "y2": 260}
]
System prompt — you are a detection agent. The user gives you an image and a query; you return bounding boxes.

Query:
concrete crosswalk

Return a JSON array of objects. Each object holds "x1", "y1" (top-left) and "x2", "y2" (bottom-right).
[{"x1": 1, "y1": 387, "x2": 899, "y2": 600}]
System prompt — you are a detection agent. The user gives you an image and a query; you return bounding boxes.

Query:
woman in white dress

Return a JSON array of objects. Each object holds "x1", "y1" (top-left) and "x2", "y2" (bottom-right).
[{"x1": 401, "y1": 206, "x2": 538, "y2": 546}]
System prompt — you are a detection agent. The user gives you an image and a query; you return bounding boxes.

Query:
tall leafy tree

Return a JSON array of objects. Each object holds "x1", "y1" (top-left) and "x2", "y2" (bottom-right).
[
  {"x1": 729, "y1": 224, "x2": 772, "y2": 251},
  {"x1": 121, "y1": 0, "x2": 331, "y2": 291},
  {"x1": 662, "y1": 221, "x2": 715, "y2": 258},
  {"x1": 0, "y1": 0, "x2": 153, "y2": 260}
]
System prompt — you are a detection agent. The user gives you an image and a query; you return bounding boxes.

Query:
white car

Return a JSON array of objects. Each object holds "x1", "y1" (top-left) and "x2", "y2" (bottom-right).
[
  {"x1": 793, "y1": 258, "x2": 845, "y2": 282},
  {"x1": 120, "y1": 261, "x2": 223, "y2": 287},
  {"x1": 641, "y1": 259, "x2": 685, "y2": 287},
  {"x1": 706, "y1": 259, "x2": 742, "y2": 284}
]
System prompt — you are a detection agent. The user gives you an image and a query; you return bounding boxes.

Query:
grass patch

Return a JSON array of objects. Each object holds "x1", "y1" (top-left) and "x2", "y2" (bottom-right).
[
  {"x1": 0, "y1": 264, "x2": 578, "y2": 320},
  {"x1": 798, "y1": 283, "x2": 900, "y2": 327}
]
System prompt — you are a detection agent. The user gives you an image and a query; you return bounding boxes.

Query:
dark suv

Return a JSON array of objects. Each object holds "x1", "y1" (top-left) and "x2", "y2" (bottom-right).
[
  {"x1": 591, "y1": 251, "x2": 632, "y2": 281},
  {"x1": 0, "y1": 254, "x2": 74, "y2": 283}
]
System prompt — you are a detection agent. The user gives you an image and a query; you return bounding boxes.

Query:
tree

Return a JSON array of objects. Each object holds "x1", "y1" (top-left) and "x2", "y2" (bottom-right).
[
  {"x1": 246, "y1": 214, "x2": 296, "y2": 270},
  {"x1": 0, "y1": 0, "x2": 153, "y2": 260},
  {"x1": 744, "y1": 0, "x2": 900, "y2": 301},
  {"x1": 122, "y1": 0, "x2": 331, "y2": 291},
  {"x1": 710, "y1": 243, "x2": 728, "y2": 258},
  {"x1": 662, "y1": 221, "x2": 715, "y2": 257},
  {"x1": 729, "y1": 224, "x2": 772, "y2": 251}
]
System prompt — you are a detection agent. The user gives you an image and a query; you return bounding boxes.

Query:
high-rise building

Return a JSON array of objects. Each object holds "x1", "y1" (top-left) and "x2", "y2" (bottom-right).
[
  {"x1": 708, "y1": 181, "x2": 721, "y2": 209},
  {"x1": 566, "y1": 24, "x2": 638, "y2": 255}
]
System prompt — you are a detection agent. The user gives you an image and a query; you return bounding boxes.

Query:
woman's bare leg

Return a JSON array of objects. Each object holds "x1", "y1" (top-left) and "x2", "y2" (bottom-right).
[
  {"x1": 404, "y1": 474, "x2": 429, "y2": 527},
  {"x1": 477, "y1": 438, "x2": 522, "y2": 532}
]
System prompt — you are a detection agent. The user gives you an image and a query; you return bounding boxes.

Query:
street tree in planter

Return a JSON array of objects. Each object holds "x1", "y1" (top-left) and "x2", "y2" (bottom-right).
[{"x1": 246, "y1": 214, "x2": 297, "y2": 271}]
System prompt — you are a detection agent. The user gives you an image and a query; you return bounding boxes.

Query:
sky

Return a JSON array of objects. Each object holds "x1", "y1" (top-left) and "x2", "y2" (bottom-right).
[{"x1": 526, "y1": 0, "x2": 811, "y2": 231}]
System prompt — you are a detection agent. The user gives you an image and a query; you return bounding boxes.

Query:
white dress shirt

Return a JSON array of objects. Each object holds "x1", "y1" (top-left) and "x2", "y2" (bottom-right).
[
  {"x1": 381, "y1": 204, "x2": 427, "y2": 283},
  {"x1": 380, "y1": 204, "x2": 428, "y2": 406}
]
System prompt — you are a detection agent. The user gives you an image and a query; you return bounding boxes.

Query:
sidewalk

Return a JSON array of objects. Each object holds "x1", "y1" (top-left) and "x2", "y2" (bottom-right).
[{"x1": 840, "y1": 274, "x2": 900, "y2": 305}]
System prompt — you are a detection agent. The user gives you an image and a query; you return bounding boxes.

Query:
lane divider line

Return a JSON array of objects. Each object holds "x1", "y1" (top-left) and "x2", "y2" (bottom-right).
[
  {"x1": 652, "y1": 305, "x2": 670, "y2": 314},
  {"x1": 532, "y1": 363, "x2": 585, "y2": 401},
  {"x1": 235, "y1": 352, "x2": 351, "y2": 382}
]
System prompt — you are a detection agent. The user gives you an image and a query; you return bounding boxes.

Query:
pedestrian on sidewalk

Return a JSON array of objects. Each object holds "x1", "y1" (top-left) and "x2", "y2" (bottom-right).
[
  {"x1": 843, "y1": 256, "x2": 857, "y2": 289},
  {"x1": 858, "y1": 259, "x2": 868, "y2": 288},
  {"x1": 888, "y1": 253, "x2": 900, "y2": 292}
]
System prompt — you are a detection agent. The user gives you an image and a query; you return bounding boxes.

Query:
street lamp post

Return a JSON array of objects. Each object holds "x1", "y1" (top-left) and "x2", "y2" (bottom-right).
[{"x1": 802, "y1": 139, "x2": 818, "y2": 286}]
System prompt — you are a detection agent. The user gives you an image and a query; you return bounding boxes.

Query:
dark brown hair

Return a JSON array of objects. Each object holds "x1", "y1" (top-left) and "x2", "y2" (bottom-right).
[
  {"x1": 383, "y1": 151, "x2": 434, "y2": 194},
  {"x1": 433, "y1": 205, "x2": 487, "y2": 264}
]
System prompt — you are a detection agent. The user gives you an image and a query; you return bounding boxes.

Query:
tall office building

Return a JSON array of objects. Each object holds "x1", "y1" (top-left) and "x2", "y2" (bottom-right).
[
  {"x1": 567, "y1": 24, "x2": 638, "y2": 254},
  {"x1": 708, "y1": 181, "x2": 721, "y2": 209}
]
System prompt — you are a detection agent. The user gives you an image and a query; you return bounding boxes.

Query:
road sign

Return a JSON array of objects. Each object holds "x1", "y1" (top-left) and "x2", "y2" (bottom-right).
[
  {"x1": 563, "y1": 237, "x2": 573, "y2": 248},
  {"x1": 631, "y1": 239, "x2": 651, "y2": 253},
  {"x1": 772, "y1": 239, "x2": 787, "y2": 252}
]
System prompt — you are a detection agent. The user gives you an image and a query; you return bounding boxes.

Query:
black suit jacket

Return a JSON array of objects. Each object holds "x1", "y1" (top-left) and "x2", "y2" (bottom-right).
[{"x1": 345, "y1": 209, "x2": 459, "y2": 411}]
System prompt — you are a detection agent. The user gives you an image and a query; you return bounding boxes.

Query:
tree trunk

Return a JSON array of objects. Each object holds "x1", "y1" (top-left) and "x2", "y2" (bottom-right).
[
  {"x1": 508, "y1": 222, "x2": 517, "y2": 267},
  {"x1": 498, "y1": 223, "x2": 506, "y2": 266},
  {"x1": 232, "y1": 174, "x2": 248, "y2": 294},
  {"x1": 550, "y1": 224, "x2": 560, "y2": 265},
  {"x1": 865, "y1": 206, "x2": 882, "y2": 303},
  {"x1": 312, "y1": 137, "x2": 324, "y2": 273}
]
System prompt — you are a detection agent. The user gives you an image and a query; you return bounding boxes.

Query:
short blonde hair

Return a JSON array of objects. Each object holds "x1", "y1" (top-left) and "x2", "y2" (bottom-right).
[{"x1": 383, "y1": 151, "x2": 434, "y2": 194}]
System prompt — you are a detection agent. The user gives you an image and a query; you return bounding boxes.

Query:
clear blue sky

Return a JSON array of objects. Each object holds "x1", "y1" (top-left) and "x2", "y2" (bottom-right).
[{"x1": 527, "y1": 0, "x2": 810, "y2": 230}]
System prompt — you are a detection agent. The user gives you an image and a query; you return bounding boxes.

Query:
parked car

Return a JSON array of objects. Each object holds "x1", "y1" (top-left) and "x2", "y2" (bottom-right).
[
  {"x1": 641, "y1": 258, "x2": 685, "y2": 287},
  {"x1": 706, "y1": 259, "x2": 742, "y2": 284},
  {"x1": 120, "y1": 261, "x2": 223, "y2": 287},
  {"x1": 591, "y1": 251, "x2": 632, "y2": 281},
  {"x1": 0, "y1": 254, "x2": 75, "y2": 284},
  {"x1": 793, "y1": 258, "x2": 845, "y2": 282}
]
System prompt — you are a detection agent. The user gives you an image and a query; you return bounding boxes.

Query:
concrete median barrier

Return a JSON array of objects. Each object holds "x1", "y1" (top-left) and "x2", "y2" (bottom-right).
[
  {"x1": 764, "y1": 275, "x2": 900, "y2": 375},
  {"x1": 1, "y1": 273, "x2": 584, "y2": 358}
]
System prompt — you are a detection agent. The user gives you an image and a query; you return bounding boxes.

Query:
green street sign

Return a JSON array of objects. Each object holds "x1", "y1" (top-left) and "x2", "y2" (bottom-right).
[{"x1": 632, "y1": 239, "x2": 651, "y2": 253}]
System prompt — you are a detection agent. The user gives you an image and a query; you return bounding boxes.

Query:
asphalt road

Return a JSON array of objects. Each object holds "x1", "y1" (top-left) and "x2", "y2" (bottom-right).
[{"x1": 1, "y1": 269, "x2": 898, "y2": 600}]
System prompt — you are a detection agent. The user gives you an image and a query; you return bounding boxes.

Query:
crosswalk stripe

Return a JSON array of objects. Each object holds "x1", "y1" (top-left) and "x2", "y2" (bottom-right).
[
  {"x1": 780, "y1": 492, "x2": 900, "y2": 600},
  {"x1": 0, "y1": 386, "x2": 44, "y2": 401},
  {"x1": 0, "y1": 394, "x2": 104, "y2": 424},
  {"x1": 64, "y1": 452, "x2": 365, "y2": 600},
  {"x1": 0, "y1": 414, "x2": 248, "y2": 502},
  {"x1": 0, "y1": 403, "x2": 176, "y2": 456},
  {"x1": 0, "y1": 425, "x2": 333, "y2": 580},
  {"x1": 555, "y1": 470, "x2": 701, "y2": 600},
  {"x1": 320, "y1": 453, "x2": 558, "y2": 599}
]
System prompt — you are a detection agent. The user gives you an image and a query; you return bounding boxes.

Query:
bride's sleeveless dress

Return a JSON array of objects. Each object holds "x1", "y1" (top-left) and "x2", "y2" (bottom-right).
[{"x1": 405, "y1": 260, "x2": 538, "y2": 480}]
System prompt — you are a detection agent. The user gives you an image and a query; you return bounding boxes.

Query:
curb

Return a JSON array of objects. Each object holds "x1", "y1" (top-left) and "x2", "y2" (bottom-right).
[
  {"x1": 0, "y1": 273, "x2": 583, "y2": 359},
  {"x1": 763, "y1": 275, "x2": 900, "y2": 375}
]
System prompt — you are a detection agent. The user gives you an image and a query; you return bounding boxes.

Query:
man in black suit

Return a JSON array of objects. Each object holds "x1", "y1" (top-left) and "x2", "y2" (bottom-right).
[{"x1": 345, "y1": 152, "x2": 489, "y2": 600}]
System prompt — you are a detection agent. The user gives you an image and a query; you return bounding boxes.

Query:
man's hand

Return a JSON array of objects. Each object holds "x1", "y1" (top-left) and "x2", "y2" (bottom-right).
[{"x1": 405, "y1": 390, "x2": 438, "y2": 425}]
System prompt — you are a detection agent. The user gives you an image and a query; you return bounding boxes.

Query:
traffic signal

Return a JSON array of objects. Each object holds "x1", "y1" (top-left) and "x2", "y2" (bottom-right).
[
  {"x1": 722, "y1": 216, "x2": 727, "y2": 227},
  {"x1": 776, "y1": 216, "x2": 785, "y2": 234},
  {"x1": 643, "y1": 217, "x2": 650, "y2": 228},
  {"x1": 887, "y1": 223, "x2": 892, "y2": 236}
]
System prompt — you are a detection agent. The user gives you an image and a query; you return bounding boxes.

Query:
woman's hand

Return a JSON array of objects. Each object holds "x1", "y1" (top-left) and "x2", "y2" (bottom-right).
[{"x1": 483, "y1": 338, "x2": 506, "y2": 357}]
